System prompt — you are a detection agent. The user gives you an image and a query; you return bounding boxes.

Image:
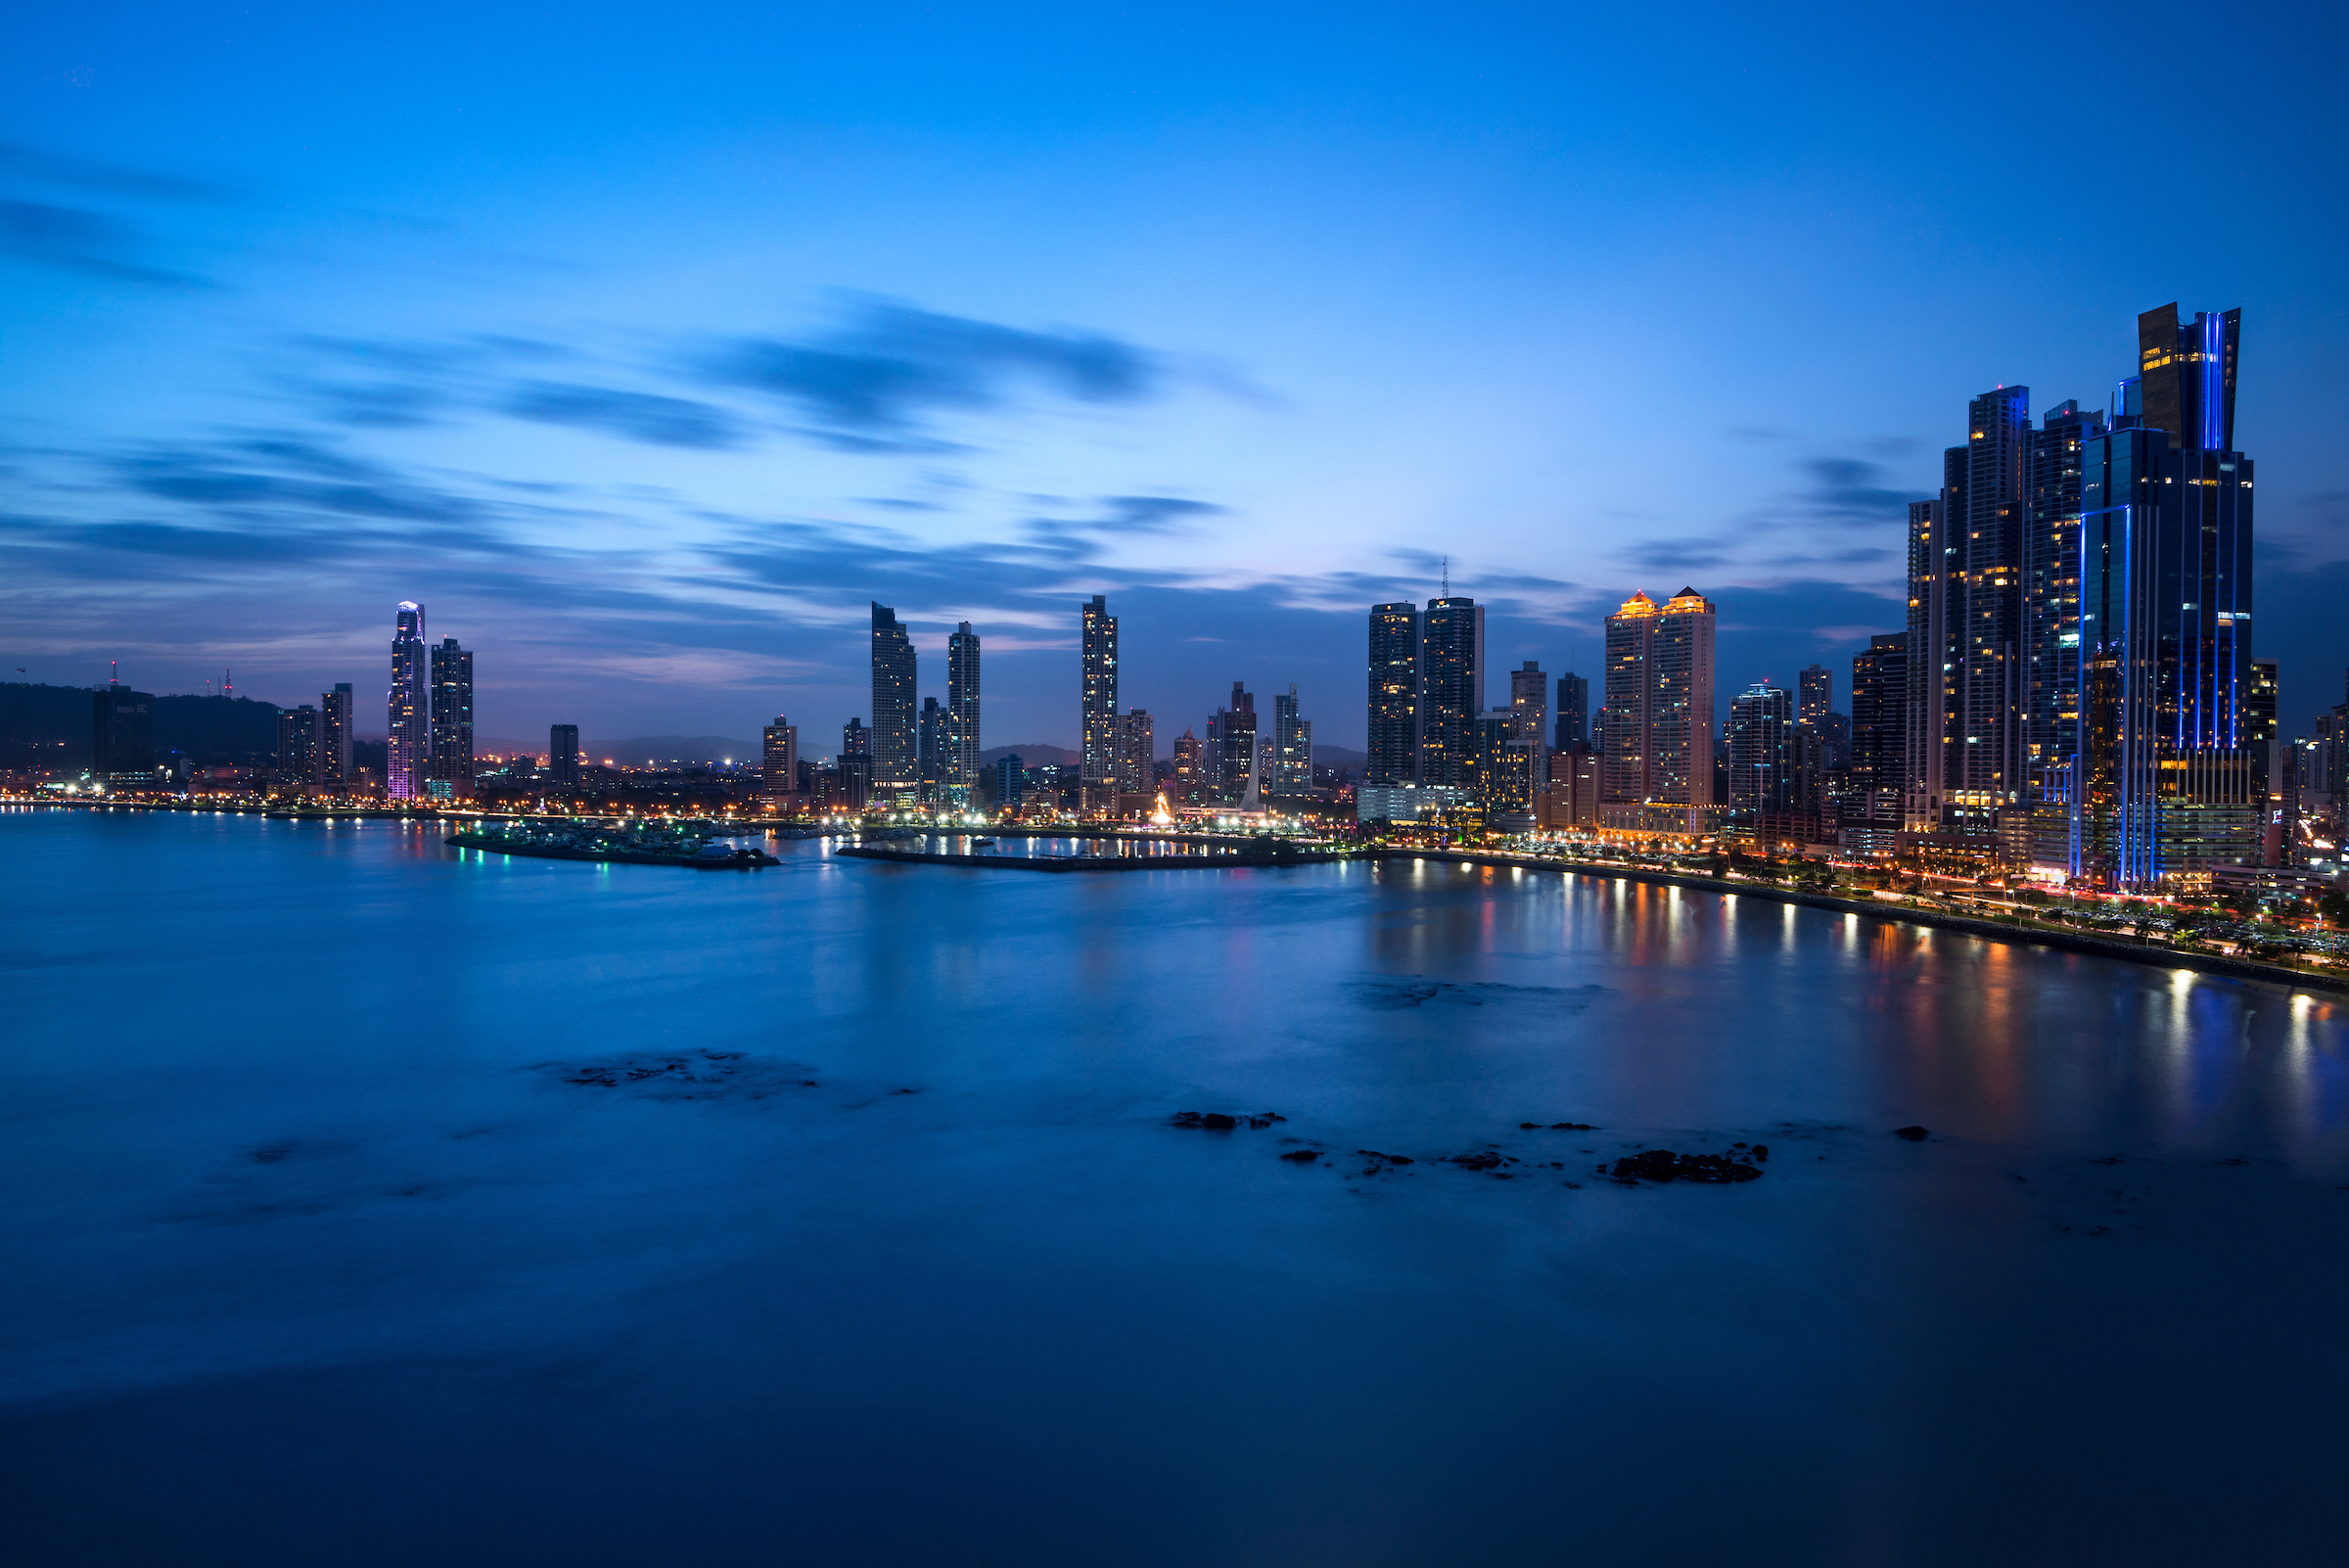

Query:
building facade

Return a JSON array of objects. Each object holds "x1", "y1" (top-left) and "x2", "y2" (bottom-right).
[
  {"x1": 91, "y1": 683, "x2": 155, "y2": 782},
  {"x1": 1849, "y1": 633, "x2": 1909, "y2": 798},
  {"x1": 1270, "y1": 684, "x2": 1312, "y2": 797},
  {"x1": 318, "y1": 683, "x2": 352, "y2": 793},
  {"x1": 549, "y1": 723, "x2": 579, "y2": 791},
  {"x1": 870, "y1": 603, "x2": 918, "y2": 802},
  {"x1": 2066, "y1": 346, "x2": 2255, "y2": 887},
  {"x1": 1417, "y1": 597, "x2": 1483, "y2": 787},
  {"x1": 1210, "y1": 681, "x2": 1257, "y2": 806},
  {"x1": 1728, "y1": 682, "x2": 1793, "y2": 814},
  {"x1": 388, "y1": 602, "x2": 428, "y2": 801},
  {"x1": 1599, "y1": 588, "x2": 1716, "y2": 833},
  {"x1": 1554, "y1": 672, "x2": 1589, "y2": 753},
  {"x1": 1081, "y1": 596, "x2": 1119, "y2": 807},
  {"x1": 429, "y1": 636, "x2": 474, "y2": 797},
  {"x1": 1366, "y1": 602, "x2": 1419, "y2": 788},
  {"x1": 761, "y1": 716, "x2": 800, "y2": 807},
  {"x1": 276, "y1": 705, "x2": 319, "y2": 788},
  {"x1": 945, "y1": 621, "x2": 980, "y2": 807},
  {"x1": 1117, "y1": 709, "x2": 1155, "y2": 806}
]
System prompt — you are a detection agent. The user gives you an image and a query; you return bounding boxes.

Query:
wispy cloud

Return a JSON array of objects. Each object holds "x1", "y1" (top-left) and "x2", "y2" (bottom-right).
[{"x1": 705, "y1": 299, "x2": 1170, "y2": 448}]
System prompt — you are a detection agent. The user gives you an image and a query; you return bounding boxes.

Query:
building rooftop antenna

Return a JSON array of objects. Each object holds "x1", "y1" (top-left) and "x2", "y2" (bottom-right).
[{"x1": 1442, "y1": 557, "x2": 1450, "y2": 598}]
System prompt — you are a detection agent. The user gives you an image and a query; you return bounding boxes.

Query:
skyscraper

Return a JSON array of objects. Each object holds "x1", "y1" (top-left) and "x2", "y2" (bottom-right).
[
  {"x1": 842, "y1": 716, "x2": 867, "y2": 757},
  {"x1": 1172, "y1": 727, "x2": 1206, "y2": 806},
  {"x1": 1117, "y1": 709, "x2": 1155, "y2": 805},
  {"x1": 946, "y1": 621, "x2": 980, "y2": 807},
  {"x1": 1271, "y1": 684, "x2": 1312, "y2": 797},
  {"x1": 1418, "y1": 596, "x2": 1483, "y2": 787},
  {"x1": 1081, "y1": 596, "x2": 1118, "y2": 808},
  {"x1": 549, "y1": 723, "x2": 579, "y2": 791},
  {"x1": 761, "y1": 716, "x2": 800, "y2": 808},
  {"x1": 1601, "y1": 591, "x2": 1658, "y2": 810},
  {"x1": 276, "y1": 705, "x2": 319, "y2": 788},
  {"x1": 1366, "y1": 602, "x2": 1419, "y2": 788},
  {"x1": 2066, "y1": 307, "x2": 2256, "y2": 887},
  {"x1": 2246, "y1": 658, "x2": 2280, "y2": 804},
  {"x1": 917, "y1": 696, "x2": 944, "y2": 801},
  {"x1": 1948, "y1": 385, "x2": 2032, "y2": 828},
  {"x1": 429, "y1": 635, "x2": 474, "y2": 797},
  {"x1": 388, "y1": 602, "x2": 427, "y2": 801},
  {"x1": 1849, "y1": 634, "x2": 1909, "y2": 798},
  {"x1": 1470, "y1": 715, "x2": 1536, "y2": 821},
  {"x1": 870, "y1": 603, "x2": 918, "y2": 802},
  {"x1": 2023, "y1": 398, "x2": 2101, "y2": 804},
  {"x1": 318, "y1": 683, "x2": 352, "y2": 793},
  {"x1": 1902, "y1": 499, "x2": 1947, "y2": 828},
  {"x1": 1210, "y1": 681, "x2": 1257, "y2": 806},
  {"x1": 1554, "y1": 672, "x2": 1589, "y2": 753},
  {"x1": 1508, "y1": 661, "x2": 1547, "y2": 746},
  {"x1": 1600, "y1": 588, "x2": 1716, "y2": 832},
  {"x1": 90, "y1": 681, "x2": 154, "y2": 782},
  {"x1": 1729, "y1": 682, "x2": 1793, "y2": 813},
  {"x1": 1797, "y1": 666, "x2": 1830, "y2": 728}
]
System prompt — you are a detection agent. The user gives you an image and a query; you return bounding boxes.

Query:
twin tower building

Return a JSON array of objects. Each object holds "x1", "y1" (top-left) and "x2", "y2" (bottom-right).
[{"x1": 386, "y1": 601, "x2": 476, "y2": 801}]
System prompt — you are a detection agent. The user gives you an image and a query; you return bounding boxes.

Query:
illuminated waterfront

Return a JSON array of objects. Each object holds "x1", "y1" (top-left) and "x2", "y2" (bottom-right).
[{"x1": 6, "y1": 809, "x2": 2348, "y2": 1564}]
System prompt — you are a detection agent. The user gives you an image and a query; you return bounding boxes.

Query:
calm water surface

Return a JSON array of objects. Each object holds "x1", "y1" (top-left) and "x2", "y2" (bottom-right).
[{"x1": 5, "y1": 808, "x2": 2347, "y2": 1565}]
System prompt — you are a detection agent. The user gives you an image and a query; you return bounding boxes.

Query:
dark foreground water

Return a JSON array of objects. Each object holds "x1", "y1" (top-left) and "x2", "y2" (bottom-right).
[{"x1": 5, "y1": 809, "x2": 2347, "y2": 1566}]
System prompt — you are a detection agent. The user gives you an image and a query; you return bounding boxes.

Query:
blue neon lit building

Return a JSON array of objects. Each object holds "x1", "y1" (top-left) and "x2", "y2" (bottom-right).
[{"x1": 2065, "y1": 304, "x2": 2256, "y2": 888}]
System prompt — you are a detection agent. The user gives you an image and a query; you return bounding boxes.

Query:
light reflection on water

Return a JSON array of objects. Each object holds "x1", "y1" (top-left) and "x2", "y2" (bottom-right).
[{"x1": 2, "y1": 808, "x2": 2347, "y2": 1566}]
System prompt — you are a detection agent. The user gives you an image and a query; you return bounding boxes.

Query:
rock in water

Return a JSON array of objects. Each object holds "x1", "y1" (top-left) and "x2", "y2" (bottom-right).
[
  {"x1": 1278, "y1": 1149, "x2": 1320, "y2": 1163},
  {"x1": 1894, "y1": 1126, "x2": 1930, "y2": 1141},
  {"x1": 1607, "y1": 1149, "x2": 1763, "y2": 1184}
]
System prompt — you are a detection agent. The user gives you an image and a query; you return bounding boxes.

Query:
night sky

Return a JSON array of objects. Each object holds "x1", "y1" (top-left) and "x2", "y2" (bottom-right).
[{"x1": 5, "y1": 1, "x2": 2344, "y2": 753}]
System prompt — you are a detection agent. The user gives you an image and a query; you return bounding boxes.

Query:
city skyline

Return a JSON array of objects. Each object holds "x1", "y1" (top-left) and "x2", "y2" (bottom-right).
[{"x1": 6, "y1": 6, "x2": 2344, "y2": 749}]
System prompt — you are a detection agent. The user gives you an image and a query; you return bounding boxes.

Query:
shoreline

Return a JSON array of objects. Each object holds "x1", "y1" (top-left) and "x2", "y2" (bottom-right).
[
  {"x1": 12, "y1": 803, "x2": 2340, "y2": 994},
  {"x1": 1367, "y1": 848, "x2": 2349, "y2": 997}
]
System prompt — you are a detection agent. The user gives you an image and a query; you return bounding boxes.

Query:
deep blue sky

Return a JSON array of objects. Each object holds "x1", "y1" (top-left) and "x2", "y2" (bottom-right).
[{"x1": 5, "y1": 1, "x2": 2344, "y2": 754}]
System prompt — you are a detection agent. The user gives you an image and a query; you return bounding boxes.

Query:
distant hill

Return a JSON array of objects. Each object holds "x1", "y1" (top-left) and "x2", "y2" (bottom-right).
[
  {"x1": 1, "y1": 682, "x2": 284, "y2": 767},
  {"x1": 1314, "y1": 744, "x2": 1366, "y2": 772},
  {"x1": 598, "y1": 734, "x2": 760, "y2": 765}
]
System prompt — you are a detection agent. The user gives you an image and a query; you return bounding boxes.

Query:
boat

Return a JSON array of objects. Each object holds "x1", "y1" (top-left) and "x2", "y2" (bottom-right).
[{"x1": 970, "y1": 837, "x2": 997, "y2": 846}]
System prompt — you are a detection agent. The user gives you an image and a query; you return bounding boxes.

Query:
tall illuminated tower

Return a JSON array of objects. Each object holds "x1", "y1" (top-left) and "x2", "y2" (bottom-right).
[
  {"x1": 1366, "y1": 602, "x2": 1419, "y2": 788},
  {"x1": 429, "y1": 636, "x2": 474, "y2": 796},
  {"x1": 1599, "y1": 588, "x2": 1715, "y2": 832},
  {"x1": 946, "y1": 621, "x2": 981, "y2": 806},
  {"x1": 2066, "y1": 303, "x2": 2254, "y2": 888},
  {"x1": 1418, "y1": 596, "x2": 1482, "y2": 787},
  {"x1": 1081, "y1": 596, "x2": 1118, "y2": 807},
  {"x1": 318, "y1": 683, "x2": 353, "y2": 792},
  {"x1": 870, "y1": 602, "x2": 917, "y2": 802},
  {"x1": 387, "y1": 602, "x2": 427, "y2": 801}
]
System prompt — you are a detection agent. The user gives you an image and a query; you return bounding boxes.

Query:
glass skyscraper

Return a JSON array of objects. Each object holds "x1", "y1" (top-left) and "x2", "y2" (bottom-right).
[
  {"x1": 1728, "y1": 682, "x2": 1793, "y2": 814},
  {"x1": 1081, "y1": 596, "x2": 1118, "y2": 807},
  {"x1": 870, "y1": 603, "x2": 918, "y2": 803},
  {"x1": 1553, "y1": 672, "x2": 1589, "y2": 753},
  {"x1": 1600, "y1": 588, "x2": 1715, "y2": 832},
  {"x1": 1417, "y1": 596, "x2": 1482, "y2": 788},
  {"x1": 429, "y1": 635, "x2": 474, "y2": 797},
  {"x1": 946, "y1": 621, "x2": 981, "y2": 807},
  {"x1": 388, "y1": 602, "x2": 428, "y2": 801},
  {"x1": 1365, "y1": 602, "x2": 1419, "y2": 788},
  {"x1": 1270, "y1": 684, "x2": 1311, "y2": 797},
  {"x1": 318, "y1": 683, "x2": 352, "y2": 793}
]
